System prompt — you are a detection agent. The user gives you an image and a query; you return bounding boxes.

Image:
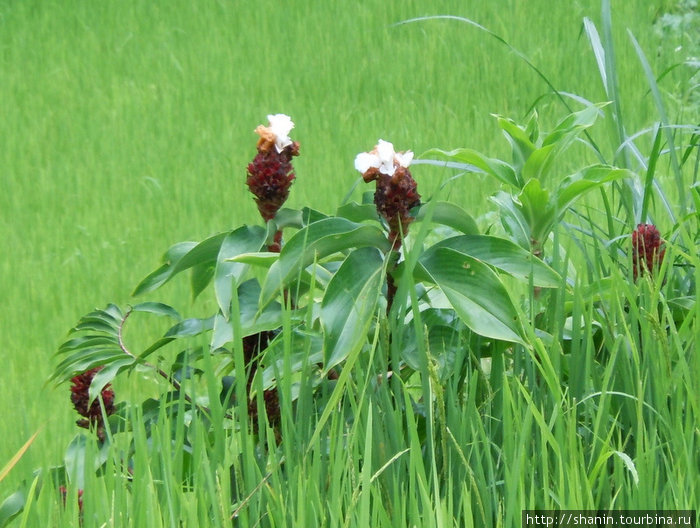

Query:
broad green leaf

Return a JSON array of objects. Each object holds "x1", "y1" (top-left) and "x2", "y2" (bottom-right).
[
  {"x1": 415, "y1": 248, "x2": 526, "y2": 344},
  {"x1": 556, "y1": 165, "x2": 631, "y2": 210},
  {"x1": 238, "y1": 279, "x2": 291, "y2": 336},
  {"x1": 0, "y1": 491, "x2": 25, "y2": 528},
  {"x1": 490, "y1": 191, "x2": 531, "y2": 249},
  {"x1": 424, "y1": 235, "x2": 560, "y2": 288},
  {"x1": 164, "y1": 316, "x2": 215, "y2": 338},
  {"x1": 321, "y1": 247, "x2": 384, "y2": 370},
  {"x1": 64, "y1": 434, "x2": 87, "y2": 490},
  {"x1": 336, "y1": 202, "x2": 381, "y2": 223},
  {"x1": 171, "y1": 232, "x2": 228, "y2": 275},
  {"x1": 214, "y1": 225, "x2": 267, "y2": 316},
  {"x1": 88, "y1": 357, "x2": 136, "y2": 403},
  {"x1": 541, "y1": 103, "x2": 603, "y2": 147},
  {"x1": 517, "y1": 178, "x2": 556, "y2": 246},
  {"x1": 132, "y1": 241, "x2": 197, "y2": 296},
  {"x1": 271, "y1": 208, "x2": 306, "y2": 230},
  {"x1": 131, "y1": 302, "x2": 181, "y2": 321},
  {"x1": 496, "y1": 115, "x2": 537, "y2": 165},
  {"x1": 261, "y1": 217, "x2": 390, "y2": 306},
  {"x1": 414, "y1": 201, "x2": 479, "y2": 235},
  {"x1": 190, "y1": 261, "x2": 215, "y2": 300},
  {"x1": 425, "y1": 147, "x2": 520, "y2": 188},
  {"x1": 523, "y1": 104, "x2": 605, "y2": 182}
]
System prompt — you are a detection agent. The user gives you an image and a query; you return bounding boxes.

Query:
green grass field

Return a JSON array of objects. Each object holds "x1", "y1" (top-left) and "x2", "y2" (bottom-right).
[{"x1": 1, "y1": 0, "x2": 698, "y2": 525}]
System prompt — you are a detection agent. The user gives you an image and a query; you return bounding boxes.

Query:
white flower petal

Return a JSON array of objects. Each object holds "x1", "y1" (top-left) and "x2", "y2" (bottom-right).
[
  {"x1": 376, "y1": 140, "x2": 396, "y2": 175},
  {"x1": 395, "y1": 150, "x2": 414, "y2": 168},
  {"x1": 354, "y1": 152, "x2": 379, "y2": 174},
  {"x1": 267, "y1": 114, "x2": 295, "y2": 152}
]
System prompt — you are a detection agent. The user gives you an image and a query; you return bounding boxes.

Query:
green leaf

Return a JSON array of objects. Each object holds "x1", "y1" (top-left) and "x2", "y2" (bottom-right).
[
  {"x1": 131, "y1": 302, "x2": 181, "y2": 321},
  {"x1": 496, "y1": 114, "x2": 537, "y2": 166},
  {"x1": 58, "y1": 335, "x2": 119, "y2": 354},
  {"x1": 556, "y1": 165, "x2": 631, "y2": 211},
  {"x1": 0, "y1": 491, "x2": 25, "y2": 528},
  {"x1": 490, "y1": 191, "x2": 531, "y2": 249},
  {"x1": 226, "y1": 252, "x2": 279, "y2": 267},
  {"x1": 190, "y1": 261, "x2": 215, "y2": 300},
  {"x1": 425, "y1": 148, "x2": 520, "y2": 188},
  {"x1": 171, "y1": 232, "x2": 228, "y2": 275},
  {"x1": 52, "y1": 349, "x2": 125, "y2": 384},
  {"x1": 88, "y1": 358, "x2": 135, "y2": 403},
  {"x1": 132, "y1": 241, "x2": 197, "y2": 296},
  {"x1": 261, "y1": 217, "x2": 390, "y2": 306},
  {"x1": 64, "y1": 435, "x2": 88, "y2": 490},
  {"x1": 164, "y1": 317, "x2": 215, "y2": 338},
  {"x1": 414, "y1": 201, "x2": 479, "y2": 235},
  {"x1": 424, "y1": 235, "x2": 560, "y2": 288},
  {"x1": 415, "y1": 248, "x2": 526, "y2": 344},
  {"x1": 336, "y1": 202, "x2": 381, "y2": 223},
  {"x1": 517, "y1": 178, "x2": 556, "y2": 246},
  {"x1": 272, "y1": 208, "x2": 306, "y2": 230},
  {"x1": 214, "y1": 225, "x2": 267, "y2": 316},
  {"x1": 523, "y1": 104, "x2": 605, "y2": 182},
  {"x1": 321, "y1": 248, "x2": 385, "y2": 370}
]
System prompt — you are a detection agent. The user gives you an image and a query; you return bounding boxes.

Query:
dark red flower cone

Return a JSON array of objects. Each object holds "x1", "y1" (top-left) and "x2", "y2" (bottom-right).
[
  {"x1": 632, "y1": 223, "x2": 665, "y2": 281},
  {"x1": 355, "y1": 140, "x2": 420, "y2": 249},
  {"x1": 70, "y1": 367, "x2": 115, "y2": 441},
  {"x1": 246, "y1": 114, "x2": 299, "y2": 223}
]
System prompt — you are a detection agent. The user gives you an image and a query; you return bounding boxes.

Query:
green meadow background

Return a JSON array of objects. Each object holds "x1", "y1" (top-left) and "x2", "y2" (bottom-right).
[{"x1": 0, "y1": 0, "x2": 695, "y2": 520}]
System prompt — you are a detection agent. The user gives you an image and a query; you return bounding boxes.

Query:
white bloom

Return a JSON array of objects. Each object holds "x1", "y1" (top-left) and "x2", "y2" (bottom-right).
[
  {"x1": 267, "y1": 113, "x2": 294, "y2": 152},
  {"x1": 354, "y1": 152, "x2": 379, "y2": 174},
  {"x1": 354, "y1": 139, "x2": 413, "y2": 176},
  {"x1": 394, "y1": 150, "x2": 414, "y2": 168}
]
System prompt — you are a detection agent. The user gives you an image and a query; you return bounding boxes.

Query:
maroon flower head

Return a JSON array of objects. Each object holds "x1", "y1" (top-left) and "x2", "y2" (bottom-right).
[
  {"x1": 632, "y1": 223, "x2": 665, "y2": 281},
  {"x1": 246, "y1": 114, "x2": 299, "y2": 222},
  {"x1": 70, "y1": 367, "x2": 115, "y2": 441},
  {"x1": 355, "y1": 140, "x2": 421, "y2": 248}
]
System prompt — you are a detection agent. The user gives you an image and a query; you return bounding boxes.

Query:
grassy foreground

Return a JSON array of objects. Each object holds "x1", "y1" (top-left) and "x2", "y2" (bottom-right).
[{"x1": 0, "y1": 0, "x2": 698, "y2": 526}]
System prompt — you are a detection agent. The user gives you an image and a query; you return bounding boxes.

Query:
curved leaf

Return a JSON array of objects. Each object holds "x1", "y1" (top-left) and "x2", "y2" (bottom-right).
[
  {"x1": 490, "y1": 191, "x2": 531, "y2": 249},
  {"x1": 214, "y1": 225, "x2": 268, "y2": 316},
  {"x1": 556, "y1": 165, "x2": 631, "y2": 210},
  {"x1": 414, "y1": 201, "x2": 479, "y2": 235},
  {"x1": 0, "y1": 491, "x2": 25, "y2": 528},
  {"x1": 132, "y1": 241, "x2": 197, "y2": 296},
  {"x1": 415, "y1": 248, "x2": 526, "y2": 344},
  {"x1": 424, "y1": 235, "x2": 560, "y2": 288},
  {"x1": 321, "y1": 247, "x2": 385, "y2": 370},
  {"x1": 523, "y1": 104, "x2": 605, "y2": 182},
  {"x1": 131, "y1": 302, "x2": 181, "y2": 321},
  {"x1": 261, "y1": 217, "x2": 390, "y2": 306},
  {"x1": 425, "y1": 147, "x2": 520, "y2": 188}
]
